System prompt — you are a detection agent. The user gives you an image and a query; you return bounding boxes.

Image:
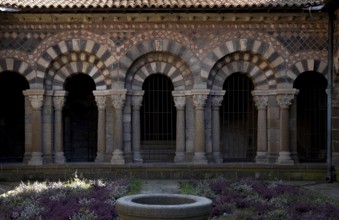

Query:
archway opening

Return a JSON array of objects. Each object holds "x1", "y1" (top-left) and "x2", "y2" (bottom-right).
[
  {"x1": 294, "y1": 71, "x2": 327, "y2": 162},
  {"x1": 140, "y1": 74, "x2": 176, "y2": 162},
  {"x1": 220, "y1": 73, "x2": 257, "y2": 162},
  {"x1": 0, "y1": 71, "x2": 29, "y2": 162},
  {"x1": 63, "y1": 73, "x2": 98, "y2": 162}
]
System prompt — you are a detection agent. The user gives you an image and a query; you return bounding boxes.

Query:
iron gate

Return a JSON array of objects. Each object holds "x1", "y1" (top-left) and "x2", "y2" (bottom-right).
[
  {"x1": 220, "y1": 73, "x2": 257, "y2": 162},
  {"x1": 63, "y1": 73, "x2": 98, "y2": 162},
  {"x1": 0, "y1": 71, "x2": 28, "y2": 162},
  {"x1": 140, "y1": 74, "x2": 176, "y2": 162},
  {"x1": 294, "y1": 72, "x2": 327, "y2": 162}
]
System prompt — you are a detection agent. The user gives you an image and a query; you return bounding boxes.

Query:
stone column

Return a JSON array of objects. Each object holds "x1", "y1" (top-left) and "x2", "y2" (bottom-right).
[
  {"x1": 211, "y1": 91, "x2": 225, "y2": 163},
  {"x1": 111, "y1": 90, "x2": 127, "y2": 164},
  {"x1": 173, "y1": 91, "x2": 186, "y2": 163},
  {"x1": 23, "y1": 94, "x2": 32, "y2": 163},
  {"x1": 276, "y1": 89, "x2": 298, "y2": 165},
  {"x1": 132, "y1": 91, "x2": 144, "y2": 163},
  {"x1": 43, "y1": 91, "x2": 54, "y2": 164},
  {"x1": 252, "y1": 90, "x2": 269, "y2": 164},
  {"x1": 53, "y1": 91, "x2": 67, "y2": 164},
  {"x1": 192, "y1": 90, "x2": 210, "y2": 164},
  {"x1": 94, "y1": 91, "x2": 108, "y2": 163},
  {"x1": 23, "y1": 89, "x2": 44, "y2": 165},
  {"x1": 332, "y1": 87, "x2": 339, "y2": 165}
]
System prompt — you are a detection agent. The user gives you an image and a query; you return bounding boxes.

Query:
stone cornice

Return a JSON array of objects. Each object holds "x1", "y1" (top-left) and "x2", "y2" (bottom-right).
[{"x1": 0, "y1": 13, "x2": 327, "y2": 28}]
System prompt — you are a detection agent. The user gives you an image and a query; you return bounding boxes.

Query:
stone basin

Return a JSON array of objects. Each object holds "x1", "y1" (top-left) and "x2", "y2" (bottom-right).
[{"x1": 116, "y1": 194, "x2": 213, "y2": 220}]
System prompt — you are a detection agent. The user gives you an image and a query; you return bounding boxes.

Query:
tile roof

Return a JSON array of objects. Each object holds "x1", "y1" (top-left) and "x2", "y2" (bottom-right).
[{"x1": 0, "y1": 0, "x2": 326, "y2": 10}]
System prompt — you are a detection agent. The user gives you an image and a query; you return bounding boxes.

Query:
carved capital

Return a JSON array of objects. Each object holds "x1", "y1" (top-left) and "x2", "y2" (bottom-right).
[
  {"x1": 253, "y1": 95, "x2": 268, "y2": 110},
  {"x1": 211, "y1": 95, "x2": 224, "y2": 108},
  {"x1": 95, "y1": 95, "x2": 107, "y2": 110},
  {"x1": 53, "y1": 91, "x2": 67, "y2": 110},
  {"x1": 23, "y1": 90, "x2": 45, "y2": 110},
  {"x1": 131, "y1": 90, "x2": 145, "y2": 107},
  {"x1": 29, "y1": 95, "x2": 44, "y2": 110},
  {"x1": 193, "y1": 94, "x2": 208, "y2": 109},
  {"x1": 53, "y1": 96, "x2": 65, "y2": 110},
  {"x1": 173, "y1": 96, "x2": 186, "y2": 109},
  {"x1": 112, "y1": 94, "x2": 126, "y2": 109},
  {"x1": 276, "y1": 89, "x2": 298, "y2": 109},
  {"x1": 276, "y1": 94, "x2": 295, "y2": 109}
]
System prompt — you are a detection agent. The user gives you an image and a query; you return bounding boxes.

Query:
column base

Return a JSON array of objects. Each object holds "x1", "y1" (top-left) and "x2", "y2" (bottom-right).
[
  {"x1": 54, "y1": 152, "x2": 66, "y2": 164},
  {"x1": 95, "y1": 153, "x2": 105, "y2": 163},
  {"x1": 174, "y1": 152, "x2": 185, "y2": 163},
  {"x1": 212, "y1": 152, "x2": 223, "y2": 164},
  {"x1": 44, "y1": 154, "x2": 54, "y2": 164},
  {"x1": 28, "y1": 152, "x2": 43, "y2": 165},
  {"x1": 268, "y1": 153, "x2": 279, "y2": 164},
  {"x1": 332, "y1": 152, "x2": 339, "y2": 166},
  {"x1": 193, "y1": 152, "x2": 208, "y2": 164},
  {"x1": 277, "y1": 151, "x2": 294, "y2": 165},
  {"x1": 111, "y1": 150, "x2": 125, "y2": 164},
  {"x1": 23, "y1": 152, "x2": 31, "y2": 164},
  {"x1": 255, "y1": 152, "x2": 268, "y2": 164},
  {"x1": 133, "y1": 152, "x2": 143, "y2": 163}
]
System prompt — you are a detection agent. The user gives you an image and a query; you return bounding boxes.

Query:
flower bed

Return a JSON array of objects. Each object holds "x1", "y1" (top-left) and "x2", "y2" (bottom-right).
[
  {"x1": 181, "y1": 178, "x2": 339, "y2": 220},
  {"x1": 0, "y1": 178, "x2": 130, "y2": 220}
]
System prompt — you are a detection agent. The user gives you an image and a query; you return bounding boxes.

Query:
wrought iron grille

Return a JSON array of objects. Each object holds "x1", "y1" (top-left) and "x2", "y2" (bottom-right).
[
  {"x1": 220, "y1": 73, "x2": 257, "y2": 162},
  {"x1": 140, "y1": 74, "x2": 176, "y2": 162},
  {"x1": 63, "y1": 73, "x2": 98, "y2": 162},
  {"x1": 0, "y1": 71, "x2": 28, "y2": 162},
  {"x1": 294, "y1": 72, "x2": 327, "y2": 162}
]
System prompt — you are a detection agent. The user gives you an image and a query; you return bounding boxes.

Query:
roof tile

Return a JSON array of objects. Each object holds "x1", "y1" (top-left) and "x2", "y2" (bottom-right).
[{"x1": 0, "y1": 0, "x2": 326, "y2": 10}]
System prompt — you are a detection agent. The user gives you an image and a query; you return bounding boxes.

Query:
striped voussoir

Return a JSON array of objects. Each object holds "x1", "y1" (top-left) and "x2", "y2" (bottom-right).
[
  {"x1": 126, "y1": 52, "x2": 193, "y2": 91},
  {"x1": 208, "y1": 52, "x2": 276, "y2": 90},
  {"x1": 202, "y1": 39, "x2": 285, "y2": 84},
  {"x1": 36, "y1": 39, "x2": 115, "y2": 89},
  {"x1": 45, "y1": 51, "x2": 109, "y2": 90},
  {"x1": 118, "y1": 39, "x2": 199, "y2": 87},
  {"x1": 289, "y1": 59, "x2": 328, "y2": 83},
  {"x1": 0, "y1": 58, "x2": 35, "y2": 87}
]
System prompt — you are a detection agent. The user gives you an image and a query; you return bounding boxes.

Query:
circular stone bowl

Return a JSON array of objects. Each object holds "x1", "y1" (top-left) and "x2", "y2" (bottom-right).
[{"x1": 116, "y1": 194, "x2": 213, "y2": 220}]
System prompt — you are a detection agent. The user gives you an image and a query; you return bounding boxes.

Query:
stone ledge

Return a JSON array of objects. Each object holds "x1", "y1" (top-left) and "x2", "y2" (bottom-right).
[{"x1": 0, "y1": 163, "x2": 330, "y2": 182}]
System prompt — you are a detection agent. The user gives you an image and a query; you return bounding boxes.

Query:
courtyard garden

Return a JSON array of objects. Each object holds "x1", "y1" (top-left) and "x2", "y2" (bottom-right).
[{"x1": 0, "y1": 176, "x2": 338, "y2": 220}]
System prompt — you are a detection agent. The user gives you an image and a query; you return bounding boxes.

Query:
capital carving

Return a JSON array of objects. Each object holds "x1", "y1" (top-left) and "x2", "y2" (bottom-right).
[
  {"x1": 211, "y1": 95, "x2": 224, "y2": 108},
  {"x1": 173, "y1": 96, "x2": 186, "y2": 109},
  {"x1": 53, "y1": 96, "x2": 65, "y2": 110},
  {"x1": 276, "y1": 94, "x2": 294, "y2": 109},
  {"x1": 253, "y1": 95, "x2": 268, "y2": 110},
  {"x1": 193, "y1": 94, "x2": 208, "y2": 109},
  {"x1": 95, "y1": 95, "x2": 106, "y2": 110},
  {"x1": 112, "y1": 94, "x2": 126, "y2": 109},
  {"x1": 28, "y1": 95, "x2": 44, "y2": 110}
]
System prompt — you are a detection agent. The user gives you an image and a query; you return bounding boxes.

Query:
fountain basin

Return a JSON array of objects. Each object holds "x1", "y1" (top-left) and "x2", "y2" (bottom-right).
[{"x1": 116, "y1": 194, "x2": 212, "y2": 220}]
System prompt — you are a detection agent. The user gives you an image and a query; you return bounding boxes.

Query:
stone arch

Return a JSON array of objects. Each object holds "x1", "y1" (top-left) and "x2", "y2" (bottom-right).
[
  {"x1": 116, "y1": 39, "x2": 199, "y2": 88},
  {"x1": 36, "y1": 39, "x2": 116, "y2": 89},
  {"x1": 208, "y1": 52, "x2": 276, "y2": 90},
  {"x1": 45, "y1": 51, "x2": 109, "y2": 90},
  {"x1": 0, "y1": 58, "x2": 34, "y2": 87},
  {"x1": 126, "y1": 52, "x2": 194, "y2": 91},
  {"x1": 202, "y1": 39, "x2": 285, "y2": 83},
  {"x1": 289, "y1": 59, "x2": 328, "y2": 83}
]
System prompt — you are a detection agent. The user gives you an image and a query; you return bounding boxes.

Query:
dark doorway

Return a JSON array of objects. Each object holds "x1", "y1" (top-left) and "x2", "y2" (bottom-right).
[
  {"x1": 140, "y1": 74, "x2": 176, "y2": 162},
  {"x1": 63, "y1": 73, "x2": 98, "y2": 162},
  {"x1": 0, "y1": 71, "x2": 29, "y2": 162},
  {"x1": 220, "y1": 73, "x2": 257, "y2": 162},
  {"x1": 294, "y1": 72, "x2": 327, "y2": 162}
]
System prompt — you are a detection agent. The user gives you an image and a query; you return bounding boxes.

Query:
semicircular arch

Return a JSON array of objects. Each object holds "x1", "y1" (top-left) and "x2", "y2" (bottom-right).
[
  {"x1": 0, "y1": 58, "x2": 34, "y2": 88},
  {"x1": 126, "y1": 52, "x2": 194, "y2": 91}
]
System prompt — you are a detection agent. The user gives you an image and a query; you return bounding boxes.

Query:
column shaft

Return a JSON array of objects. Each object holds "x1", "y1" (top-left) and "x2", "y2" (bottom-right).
[
  {"x1": 174, "y1": 108, "x2": 185, "y2": 162},
  {"x1": 212, "y1": 107, "x2": 222, "y2": 163},
  {"x1": 132, "y1": 105, "x2": 142, "y2": 163},
  {"x1": 95, "y1": 108, "x2": 106, "y2": 162}
]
